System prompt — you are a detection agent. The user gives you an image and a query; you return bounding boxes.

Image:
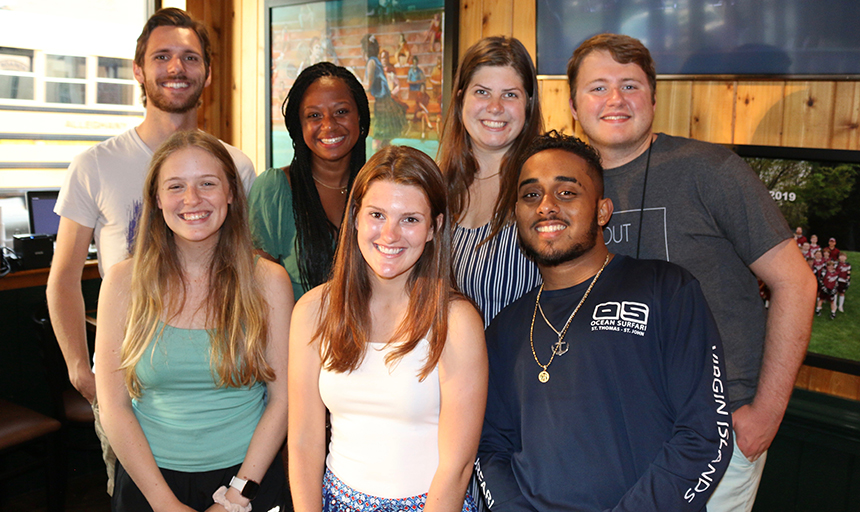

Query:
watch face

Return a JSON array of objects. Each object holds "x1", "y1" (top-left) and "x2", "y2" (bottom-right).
[{"x1": 242, "y1": 479, "x2": 260, "y2": 500}]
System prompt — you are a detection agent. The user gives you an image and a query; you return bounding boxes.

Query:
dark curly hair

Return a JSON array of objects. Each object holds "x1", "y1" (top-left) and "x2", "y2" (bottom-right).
[
  {"x1": 282, "y1": 62, "x2": 371, "y2": 291},
  {"x1": 515, "y1": 130, "x2": 605, "y2": 198}
]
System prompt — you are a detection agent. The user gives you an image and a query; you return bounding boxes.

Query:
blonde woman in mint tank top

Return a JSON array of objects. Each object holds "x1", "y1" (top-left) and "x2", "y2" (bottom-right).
[{"x1": 96, "y1": 131, "x2": 293, "y2": 512}]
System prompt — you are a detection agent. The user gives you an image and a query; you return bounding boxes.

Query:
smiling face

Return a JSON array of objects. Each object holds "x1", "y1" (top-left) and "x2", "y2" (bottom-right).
[
  {"x1": 133, "y1": 26, "x2": 210, "y2": 114},
  {"x1": 300, "y1": 76, "x2": 361, "y2": 168},
  {"x1": 461, "y1": 65, "x2": 528, "y2": 157},
  {"x1": 516, "y1": 149, "x2": 612, "y2": 267},
  {"x1": 156, "y1": 147, "x2": 232, "y2": 247},
  {"x1": 570, "y1": 50, "x2": 655, "y2": 166},
  {"x1": 356, "y1": 180, "x2": 437, "y2": 285}
]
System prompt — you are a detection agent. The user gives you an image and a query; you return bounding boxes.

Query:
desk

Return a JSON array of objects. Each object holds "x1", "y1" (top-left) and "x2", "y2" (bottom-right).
[{"x1": 0, "y1": 260, "x2": 100, "y2": 292}]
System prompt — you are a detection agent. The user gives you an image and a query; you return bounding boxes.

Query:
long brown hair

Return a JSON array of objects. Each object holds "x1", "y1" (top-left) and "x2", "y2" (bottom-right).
[
  {"x1": 436, "y1": 36, "x2": 543, "y2": 242},
  {"x1": 120, "y1": 131, "x2": 273, "y2": 397},
  {"x1": 315, "y1": 146, "x2": 456, "y2": 380}
]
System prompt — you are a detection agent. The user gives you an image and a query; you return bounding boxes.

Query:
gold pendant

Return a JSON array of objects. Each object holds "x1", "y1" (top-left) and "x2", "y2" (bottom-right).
[{"x1": 538, "y1": 370, "x2": 549, "y2": 383}]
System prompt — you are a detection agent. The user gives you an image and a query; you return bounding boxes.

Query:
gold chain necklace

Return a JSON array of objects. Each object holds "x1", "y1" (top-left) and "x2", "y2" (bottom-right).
[
  {"x1": 529, "y1": 254, "x2": 610, "y2": 383},
  {"x1": 312, "y1": 174, "x2": 348, "y2": 195}
]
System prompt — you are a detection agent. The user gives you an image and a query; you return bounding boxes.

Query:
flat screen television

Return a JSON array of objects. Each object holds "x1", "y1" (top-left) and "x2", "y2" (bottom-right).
[
  {"x1": 729, "y1": 144, "x2": 860, "y2": 374},
  {"x1": 537, "y1": 0, "x2": 860, "y2": 78}
]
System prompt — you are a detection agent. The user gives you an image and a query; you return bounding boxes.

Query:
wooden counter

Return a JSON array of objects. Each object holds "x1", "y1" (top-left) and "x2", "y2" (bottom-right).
[{"x1": 0, "y1": 259, "x2": 100, "y2": 292}]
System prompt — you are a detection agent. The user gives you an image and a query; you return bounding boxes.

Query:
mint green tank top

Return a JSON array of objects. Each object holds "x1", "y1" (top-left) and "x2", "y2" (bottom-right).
[{"x1": 132, "y1": 324, "x2": 265, "y2": 472}]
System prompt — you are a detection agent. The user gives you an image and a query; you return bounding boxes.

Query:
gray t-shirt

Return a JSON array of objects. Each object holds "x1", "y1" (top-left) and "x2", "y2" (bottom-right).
[{"x1": 602, "y1": 133, "x2": 791, "y2": 411}]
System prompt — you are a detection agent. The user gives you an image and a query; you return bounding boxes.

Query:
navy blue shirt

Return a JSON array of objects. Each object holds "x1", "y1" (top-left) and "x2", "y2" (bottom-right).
[{"x1": 477, "y1": 255, "x2": 731, "y2": 511}]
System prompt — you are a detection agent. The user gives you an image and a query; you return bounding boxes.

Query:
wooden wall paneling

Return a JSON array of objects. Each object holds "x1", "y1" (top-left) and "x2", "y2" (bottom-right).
[
  {"x1": 480, "y1": 0, "x2": 513, "y2": 39},
  {"x1": 832, "y1": 81, "x2": 860, "y2": 150},
  {"x1": 781, "y1": 82, "x2": 836, "y2": 149},
  {"x1": 511, "y1": 0, "x2": 535, "y2": 58},
  {"x1": 186, "y1": 0, "x2": 209, "y2": 134},
  {"x1": 690, "y1": 81, "x2": 735, "y2": 144},
  {"x1": 794, "y1": 364, "x2": 811, "y2": 389},
  {"x1": 187, "y1": 0, "x2": 231, "y2": 143},
  {"x1": 734, "y1": 81, "x2": 786, "y2": 147},
  {"x1": 459, "y1": 0, "x2": 484, "y2": 60},
  {"x1": 217, "y1": 2, "x2": 234, "y2": 145},
  {"x1": 539, "y1": 79, "x2": 573, "y2": 135},
  {"x1": 806, "y1": 366, "x2": 835, "y2": 394},
  {"x1": 233, "y1": 0, "x2": 247, "y2": 163},
  {"x1": 197, "y1": 0, "x2": 219, "y2": 137},
  {"x1": 794, "y1": 364, "x2": 860, "y2": 401},
  {"x1": 828, "y1": 372, "x2": 860, "y2": 401},
  {"x1": 653, "y1": 80, "x2": 692, "y2": 139}
]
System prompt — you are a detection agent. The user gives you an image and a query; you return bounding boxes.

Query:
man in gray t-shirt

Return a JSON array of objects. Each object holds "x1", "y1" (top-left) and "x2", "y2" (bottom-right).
[{"x1": 566, "y1": 34, "x2": 816, "y2": 512}]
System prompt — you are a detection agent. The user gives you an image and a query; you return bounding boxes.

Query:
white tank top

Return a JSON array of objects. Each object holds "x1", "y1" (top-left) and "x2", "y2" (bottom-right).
[{"x1": 319, "y1": 338, "x2": 440, "y2": 498}]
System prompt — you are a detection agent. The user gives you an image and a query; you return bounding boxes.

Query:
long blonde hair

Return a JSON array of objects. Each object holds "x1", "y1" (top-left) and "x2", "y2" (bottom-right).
[
  {"x1": 315, "y1": 146, "x2": 458, "y2": 380},
  {"x1": 120, "y1": 131, "x2": 273, "y2": 397}
]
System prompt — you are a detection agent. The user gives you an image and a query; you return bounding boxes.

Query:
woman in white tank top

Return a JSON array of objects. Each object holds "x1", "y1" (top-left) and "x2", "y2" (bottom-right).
[{"x1": 288, "y1": 146, "x2": 488, "y2": 512}]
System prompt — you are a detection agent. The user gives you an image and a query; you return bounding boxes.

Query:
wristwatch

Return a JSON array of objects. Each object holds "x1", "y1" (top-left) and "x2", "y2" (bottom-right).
[{"x1": 229, "y1": 476, "x2": 260, "y2": 501}]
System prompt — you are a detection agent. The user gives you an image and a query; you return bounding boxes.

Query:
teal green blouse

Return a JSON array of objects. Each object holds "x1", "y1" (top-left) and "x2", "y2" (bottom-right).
[{"x1": 247, "y1": 167, "x2": 304, "y2": 300}]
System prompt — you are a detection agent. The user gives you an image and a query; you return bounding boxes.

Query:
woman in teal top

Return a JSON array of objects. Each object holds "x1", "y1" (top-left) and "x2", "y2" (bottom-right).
[
  {"x1": 249, "y1": 62, "x2": 371, "y2": 300},
  {"x1": 95, "y1": 131, "x2": 293, "y2": 511}
]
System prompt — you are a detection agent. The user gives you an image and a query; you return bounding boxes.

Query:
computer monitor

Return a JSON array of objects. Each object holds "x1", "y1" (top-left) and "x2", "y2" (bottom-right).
[{"x1": 26, "y1": 190, "x2": 61, "y2": 240}]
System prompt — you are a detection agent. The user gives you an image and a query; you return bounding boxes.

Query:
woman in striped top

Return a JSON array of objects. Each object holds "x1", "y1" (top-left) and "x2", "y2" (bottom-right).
[{"x1": 437, "y1": 36, "x2": 544, "y2": 326}]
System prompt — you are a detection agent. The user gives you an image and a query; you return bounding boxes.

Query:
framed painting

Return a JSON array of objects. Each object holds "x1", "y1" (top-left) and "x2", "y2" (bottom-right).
[{"x1": 265, "y1": 0, "x2": 458, "y2": 170}]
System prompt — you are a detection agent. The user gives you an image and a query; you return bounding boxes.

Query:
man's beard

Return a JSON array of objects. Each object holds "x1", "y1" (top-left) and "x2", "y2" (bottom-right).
[
  {"x1": 142, "y1": 73, "x2": 205, "y2": 114},
  {"x1": 518, "y1": 215, "x2": 599, "y2": 267}
]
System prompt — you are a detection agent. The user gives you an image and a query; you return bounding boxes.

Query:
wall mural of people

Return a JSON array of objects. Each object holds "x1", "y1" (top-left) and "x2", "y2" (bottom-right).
[{"x1": 269, "y1": 0, "x2": 446, "y2": 168}]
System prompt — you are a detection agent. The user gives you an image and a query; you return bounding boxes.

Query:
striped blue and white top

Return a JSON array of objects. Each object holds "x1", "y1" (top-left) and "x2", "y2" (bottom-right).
[{"x1": 452, "y1": 221, "x2": 542, "y2": 327}]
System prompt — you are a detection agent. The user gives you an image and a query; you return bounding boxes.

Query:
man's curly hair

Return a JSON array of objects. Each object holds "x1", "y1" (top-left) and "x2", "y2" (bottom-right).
[{"x1": 515, "y1": 130, "x2": 605, "y2": 197}]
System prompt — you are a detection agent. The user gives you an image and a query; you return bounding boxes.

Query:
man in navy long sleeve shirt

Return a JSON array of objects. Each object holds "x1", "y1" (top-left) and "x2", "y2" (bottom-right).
[{"x1": 476, "y1": 132, "x2": 731, "y2": 511}]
